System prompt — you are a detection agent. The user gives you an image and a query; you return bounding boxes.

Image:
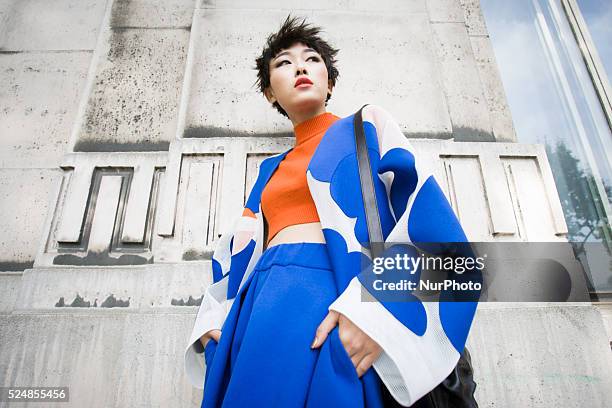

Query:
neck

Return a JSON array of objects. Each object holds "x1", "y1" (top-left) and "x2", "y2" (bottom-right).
[
  {"x1": 293, "y1": 111, "x2": 339, "y2": 146},
  {"x1": 288, "y1": 105, "x2": 327, "y2": 128}
]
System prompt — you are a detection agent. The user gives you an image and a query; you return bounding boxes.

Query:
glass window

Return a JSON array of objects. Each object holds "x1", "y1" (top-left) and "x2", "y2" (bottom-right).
[
  {"x1": 576, "y1": 0, "x2": 612, "y2": 78},
  {"x1": 480, "y1": 0, "x2": 612, "y2": 299}
]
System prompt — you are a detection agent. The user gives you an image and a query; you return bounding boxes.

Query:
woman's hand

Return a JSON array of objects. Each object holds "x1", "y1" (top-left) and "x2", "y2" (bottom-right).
[
  {"x1": 200, "y1": 329, "x2": 222, "y2": 348},
  {"x1": 311, "y1": 310, "x2": 382, "y2": 377}
]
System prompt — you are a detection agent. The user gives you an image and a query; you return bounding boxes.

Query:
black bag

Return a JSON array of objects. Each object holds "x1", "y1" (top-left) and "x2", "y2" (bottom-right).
[{"x1": 352, "y1": 104, "x2": 479, "y2": 408}]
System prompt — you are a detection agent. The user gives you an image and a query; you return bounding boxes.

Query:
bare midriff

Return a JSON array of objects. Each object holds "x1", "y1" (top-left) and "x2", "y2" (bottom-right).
[{"x1": 264, "y1": 221, "x2": 325, "y2": 251}]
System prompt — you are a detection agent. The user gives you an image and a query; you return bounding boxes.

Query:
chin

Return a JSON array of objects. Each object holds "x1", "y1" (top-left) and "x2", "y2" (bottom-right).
[{"x1": 290, "y1": 96, "x2": 326, "y2": 111}]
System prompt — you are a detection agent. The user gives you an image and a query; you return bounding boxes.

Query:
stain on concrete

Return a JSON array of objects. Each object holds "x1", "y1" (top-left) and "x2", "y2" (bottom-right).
[
  {"x1": 78, "y1": 29, "x2": 188, "y2": 148},
  {"x1": 110, "y1": 0, "x2": 194, "y2": 29},
  {"x1": 53, "y1": 251, "x2": 151, "y2": 266},
  {"x1": 406, "y1": 131, "x2": 454, "y2": 140},
  {"x1": 181, "y1": 125, "x2": 471, "y2": 142},
  {"x1": 71, "y1": 294, "x2": 91, "y2": 307},
  {"x1": 183, "y1": 127, "x2": 459, "y2": 141},
  {"x1": 183, "y1": 126, "x2": 294, "y2": 139},
  {"x1": 73, "y1": 140, "x2": 170, "y2": 152},
  {"x1": 0, "y1": 261, "x2": 34, "y2": 272},
  {"x1": 171, "y1": 295, "x2": 203, "y2": 306},
  {"x1": 452, "y1": 126, "x2": 495, "y2": 142},
  {"x1": 182, "y1": 249, "x2": 213, "y2": 261},
  {"x1": 100, "y1": 294, "x2": 130, "y2": 308},
  {"x1": 55, "y1": 294, "x2": 92, "y2": 307},
  {"x1": 55, "y1": 293, "x2": 129, "y2": 308}
]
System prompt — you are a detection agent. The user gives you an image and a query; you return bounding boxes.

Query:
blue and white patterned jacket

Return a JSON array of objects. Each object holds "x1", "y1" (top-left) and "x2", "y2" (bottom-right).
[{"x1": 184, "y1": 104, "x2": 478, "y2": 406}]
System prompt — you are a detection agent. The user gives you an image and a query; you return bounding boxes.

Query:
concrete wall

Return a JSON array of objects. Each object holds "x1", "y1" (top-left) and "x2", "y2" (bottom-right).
[{"x1": 1, "y1": 0, "x2": 610, "y2": 407}]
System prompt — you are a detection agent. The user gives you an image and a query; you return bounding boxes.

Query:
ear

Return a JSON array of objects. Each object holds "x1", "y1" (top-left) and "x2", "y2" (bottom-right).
[
  {"x1": 264, "y1": 87, "x2": 276, "y2": 104},
  {"x1": 327, "y1": 80, "x2": 333, "y2": 97}
]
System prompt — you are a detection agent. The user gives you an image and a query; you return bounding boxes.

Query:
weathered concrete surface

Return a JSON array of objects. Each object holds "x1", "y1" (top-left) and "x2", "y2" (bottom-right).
[
  {"x1": 0, "y1": 273, "x2": 21, "y2": 312},
  {"x1": 111, "y1": 0, "x2": 195, "y2": 28},
  {"x1": 0, "y1": 52, "x2": 92, "y2": 168},
  {"x1": 1, "y1": 300, "x2": 611, "y2": 407},
  {"x1": 184, "y1": 8, "x2": 453, "y2": 139},
  {"x1": 0, "y1": 310, "x2": 202, "y2": 407},
  {"x1": 594, "y1": 303, "x2": 612, "y2": 345},
  {"x1": 427, "y1": 0, "x2": 465, "y2": 22},
  {"x1": 468, "y1": 304, "x2": 612, "y2": 408},
  {"x1": 457, "y1": 0, "x2": 516, "y2": 142},
  {"x1": 431, "y1": 22, "x2": 494, "y2": 141},
  {"x1": 76, "y1": 28, "x2": 189, "y2": 151},
  {"x1": 459, "y1": 0, "x2": 489, "y2": 36},
  {"x1": 0, "y1": 0, "x2": 107, "y2": 51},
  {"x1": 0, "y1": 169, "x2": 62, "y2": 270},
  {"x1": 469, "y1": 36, "x2": 517, "y2": 142}
]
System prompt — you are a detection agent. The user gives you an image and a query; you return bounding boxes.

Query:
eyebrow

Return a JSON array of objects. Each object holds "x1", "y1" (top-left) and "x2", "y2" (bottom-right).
[{"x1": 273, "y1": 48, "x2": 318, "y2": 61}]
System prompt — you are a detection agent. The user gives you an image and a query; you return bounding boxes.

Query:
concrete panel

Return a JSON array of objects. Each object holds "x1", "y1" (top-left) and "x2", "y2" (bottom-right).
[
  {"x1": 431, "y1": 22, "x2": 494, "y2": 141},
  {"x1": 179, "y1": 160, "x2": 220, "y2": 258},
  {"x1": 184, "y1": 9, "x2": 452, "y2": 139},
  {"x1": 503, "y1": 156, "x2": 566, "y2": 241},
  {"x1": 0, "y1": 310, "x2": 202, "y2": 407},
  {"x1": 0, "y1": 52, "x2": 92, "y2": 168},
  {"x1": 0, "y1": 0, "x2": 107, "y2": 51},
  {"x1": 0, "y1": 169, "x2": 62, "y2": 269},
  {"x1": 468, "y1": 304, "x2": 612, "y2": 407},
  {"x1": 470, "y1": 36, "x2": 517, "y2": 142},
  {"x1": 111, "y1": 0, "x2": 195, "y2": 28},
  {"x1": 76, "y1": 28, "x2": 189, "y2": 151},
  {"x1": 416, "y1": 139, "x2": 567, "y2": 241},
  {"x1": 55, "y1": 165, "x2": 96, "y2": 244},
  {"x1": 88, "y1": 176, "x2": 123, "y2": 252},
  {"x1": 122, "y1": 164, "x2": 156, "y2": 243},
  {"x1": 426, "y1": 0, "x2": 465, "y2": 22},
  {"x1": 439, "y1": 156, "x2": 493, "y2": 241},
  {"x1": 198, "y1": 0, "x2": 427, "y2": 12}
]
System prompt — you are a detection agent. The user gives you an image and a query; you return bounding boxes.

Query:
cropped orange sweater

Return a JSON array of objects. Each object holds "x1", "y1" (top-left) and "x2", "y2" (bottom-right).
[{"x1": 242, "y1": 112, "x2": 340, "y2": 246}]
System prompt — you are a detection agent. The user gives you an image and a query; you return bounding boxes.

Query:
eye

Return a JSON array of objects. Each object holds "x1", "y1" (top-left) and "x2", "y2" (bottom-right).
[
  {"x1": 307, "y1": 56, "x2": 321, "y2": 62},
  {"x1": 275, "y1": 60, "x2": 290, "y2": 68}
]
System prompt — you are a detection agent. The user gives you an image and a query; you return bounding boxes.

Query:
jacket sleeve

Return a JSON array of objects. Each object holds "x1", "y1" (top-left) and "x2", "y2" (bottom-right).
[
  {"x1": 183, "y1": 207, "x2": 258, "y2": 389},
  {"x1": 327, "y1": 104, "x2": 479, "y2": 406}
]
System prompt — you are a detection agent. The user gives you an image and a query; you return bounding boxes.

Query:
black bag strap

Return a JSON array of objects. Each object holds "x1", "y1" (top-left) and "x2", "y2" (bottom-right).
[
  {"x1": 355, "y1": 105, "x2": 479, "y2": 408},
  {"x1": 353, "y1": 104, "x2": 384, "y2": 258}
]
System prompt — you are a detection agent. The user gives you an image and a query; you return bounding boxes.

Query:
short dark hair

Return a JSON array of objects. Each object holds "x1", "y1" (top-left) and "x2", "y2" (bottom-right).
[{"x1": 254, "y1": 14, "x2": 340, "y2": 118}]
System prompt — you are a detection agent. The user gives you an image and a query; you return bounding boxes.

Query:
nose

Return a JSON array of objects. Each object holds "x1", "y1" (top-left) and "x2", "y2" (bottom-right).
[{"x1": 295, "y1": 62, "x2": 308, "y2": 76}]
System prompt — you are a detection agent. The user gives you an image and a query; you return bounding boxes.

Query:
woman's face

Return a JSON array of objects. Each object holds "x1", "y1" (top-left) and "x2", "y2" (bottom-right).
[{"x1": 265, "y1": 42, "x2": 332, "y2": 118}]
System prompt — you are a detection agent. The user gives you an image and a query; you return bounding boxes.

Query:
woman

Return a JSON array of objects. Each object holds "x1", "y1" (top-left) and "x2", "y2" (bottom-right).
[{"x1": 184, "y1": 15, "x2": 479, "y2": 408}]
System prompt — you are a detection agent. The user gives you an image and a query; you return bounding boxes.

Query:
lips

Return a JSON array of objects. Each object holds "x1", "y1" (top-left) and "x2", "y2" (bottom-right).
[{"x1": 295, "y1": 77, "x2": 313, "y2": 87}]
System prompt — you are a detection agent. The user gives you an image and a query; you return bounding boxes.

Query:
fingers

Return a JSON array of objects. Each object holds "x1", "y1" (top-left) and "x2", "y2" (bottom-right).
[
  {"x1": 335, "y1": 313, "x2": 384, "y2": 377},
  {"x1": 311, "y1": 310, "x2": 340, "y2": 349},
  {"x1": 350, "y1": 348, "x2": 368, "y2": 371},
  {"x1": 209, "y1": 329, "x2": 222, "y2": 342},
  {"x1": 355, "y1": 352, "x2": 378, "y2": 378},
  {"x1": 200, "y1": 329, "x2": 222, "y2": 348},
  {"x1": 199, "y1": 334, "x2": 208, "y2": 348}
]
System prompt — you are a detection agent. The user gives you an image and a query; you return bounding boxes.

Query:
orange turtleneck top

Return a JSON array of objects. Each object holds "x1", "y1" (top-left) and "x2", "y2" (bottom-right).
[{"x1": 245, "y1": 112, "x2": 340, "y2": 246}]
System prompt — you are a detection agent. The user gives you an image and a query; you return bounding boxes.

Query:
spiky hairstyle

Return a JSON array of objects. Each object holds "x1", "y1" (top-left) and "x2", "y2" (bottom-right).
[{"x1": 254, "y1": 14, "x2": 340, "y2": 118}]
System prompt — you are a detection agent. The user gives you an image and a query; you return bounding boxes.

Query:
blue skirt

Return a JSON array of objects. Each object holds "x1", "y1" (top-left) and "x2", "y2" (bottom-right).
[{"x1": 201, "y1": 242, "x2": 386, "y2": 408}]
